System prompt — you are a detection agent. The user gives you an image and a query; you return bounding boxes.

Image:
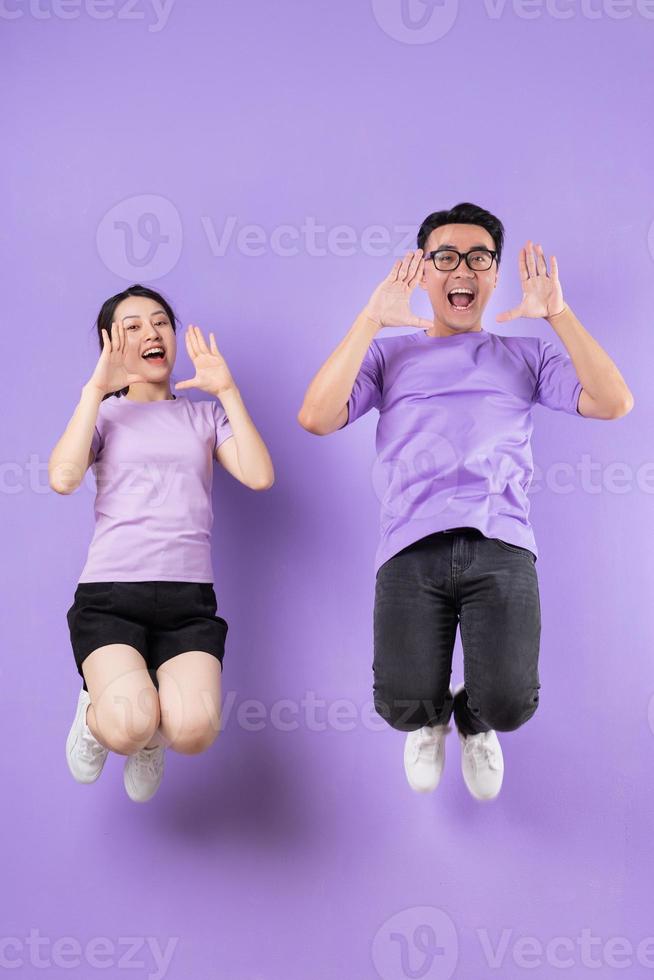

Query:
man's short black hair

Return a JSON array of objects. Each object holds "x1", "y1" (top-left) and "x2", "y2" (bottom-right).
[{"x1": 417, "y1": 202, "x2": 505, "y2": 264}]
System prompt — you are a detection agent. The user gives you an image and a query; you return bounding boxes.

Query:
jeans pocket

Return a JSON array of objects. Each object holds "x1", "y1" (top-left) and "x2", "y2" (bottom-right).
[
  {"x1": 492, "y1": 538, "x2": 535, "y2": 561},
  {"x1": 75, "y1": 582, "x2": 116, "y2": 597}
]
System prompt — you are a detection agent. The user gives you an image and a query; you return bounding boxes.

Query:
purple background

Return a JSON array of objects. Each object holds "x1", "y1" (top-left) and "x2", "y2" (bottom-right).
[{"x1": 3, "y1": 1, "x2": 653, "y2": 977}]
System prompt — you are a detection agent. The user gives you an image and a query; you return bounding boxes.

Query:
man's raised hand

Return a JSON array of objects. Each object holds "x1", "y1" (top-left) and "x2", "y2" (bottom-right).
[
  {"x1": 364, "y1": 249, "x2": 433, "y2": 330},
  {"x1": 496, "y1": 241, "x2": 566, "y2": 323}
]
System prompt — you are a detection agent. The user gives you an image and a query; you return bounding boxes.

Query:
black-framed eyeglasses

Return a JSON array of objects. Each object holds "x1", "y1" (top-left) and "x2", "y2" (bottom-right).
[{"x1": 425, "y1": 248, "x2": 497, "y2": 272}]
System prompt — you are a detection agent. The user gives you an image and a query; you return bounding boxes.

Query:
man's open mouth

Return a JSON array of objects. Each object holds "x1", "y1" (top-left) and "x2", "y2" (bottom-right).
[
  {"x1": 447, "y1": 288, "x2": 475, "y2": 312},
  {"x1": 142, "y1": 347, "x2": 166, "y2": 362}
]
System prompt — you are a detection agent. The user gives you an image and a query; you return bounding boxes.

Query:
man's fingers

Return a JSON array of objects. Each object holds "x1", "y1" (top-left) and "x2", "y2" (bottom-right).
[
  {"x1": 411, "y1": 316, "x2": 433, "y2": 330},
  {"x1": 495, "y1": 307, "x2": 521, "y2": 323},
  {"x1": 407, "y1": 256, "x2": 425, "y2": 289},
  {"x1": 535, "y1": 243, "x2": 548, "y2": 276},
  {"x1": 525, "y1": 241, "x2": 537, "y2": 278},
  {"x1": 209, "y1": 332, "x2": 221, "y2": 356},
  {"x1": 405, "y1": 249, "x2": 423, "y2": 282},
  {"x1": 550, "y1": 255, "x2": 559, "y2": 282},
  {"x1": 397, "y1": 250, "x2": 416, "y2": 282},
  {"x1": 386, "y1": 259, "x2": 402, "y2": 284}
]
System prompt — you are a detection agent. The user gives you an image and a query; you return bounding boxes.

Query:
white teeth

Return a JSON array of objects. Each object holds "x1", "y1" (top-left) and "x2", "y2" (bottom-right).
[
  {"x1": 449, "y1": 288, "x2": 474, "y2": 295},
  {"x1": 143, "y1": 347, "x2": 164, "y2": 358}
]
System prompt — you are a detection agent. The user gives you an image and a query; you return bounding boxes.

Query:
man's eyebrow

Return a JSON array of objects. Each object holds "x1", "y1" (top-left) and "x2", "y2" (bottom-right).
[
  {"x1": 432, "y1": 242, "x2": 491, "y2": 250},
  {"x1": 121, "y1": 309, "x2": 168, "y2": 322}
]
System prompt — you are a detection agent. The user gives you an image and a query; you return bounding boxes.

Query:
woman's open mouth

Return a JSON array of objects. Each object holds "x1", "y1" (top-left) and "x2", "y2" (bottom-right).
[
  {"x1": 142, "y1": 347, "x2": 167, "y2": 363},
  {"x1": 447, "y1": 288, "x2": 475, "y2": 313}
]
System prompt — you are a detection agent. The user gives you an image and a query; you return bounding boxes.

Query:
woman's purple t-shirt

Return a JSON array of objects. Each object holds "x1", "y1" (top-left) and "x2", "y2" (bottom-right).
[
  {"x1": 341, "y1": 327, "x2": 583, "y2": 573},
  {"x1": 78, "y1": 394, "x2": 233, "y2": 584}
]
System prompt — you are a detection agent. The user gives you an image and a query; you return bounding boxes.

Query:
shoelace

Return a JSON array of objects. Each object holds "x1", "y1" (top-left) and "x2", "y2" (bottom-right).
[
  {"x1": 130, "y1": 746, "x2": 164, "y2": 780},
  {"x1": 464, "y1": 731, "x2": 501, "y2": 770},
  {"x1": 79, "y1": 726, "x2": 108, "y2": 763},
  {"x1": 412, "y1": 724, "x2": 452, "y2": 763}
]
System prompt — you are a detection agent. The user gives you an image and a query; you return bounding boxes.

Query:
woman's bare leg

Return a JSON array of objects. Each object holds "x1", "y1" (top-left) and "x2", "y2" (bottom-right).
[
  {"x1": 156, "y1": 651, "x2": 222, "y2": 755},
  {"x1": 82, "y1": 643, "x2": 160, "y2": 755}
]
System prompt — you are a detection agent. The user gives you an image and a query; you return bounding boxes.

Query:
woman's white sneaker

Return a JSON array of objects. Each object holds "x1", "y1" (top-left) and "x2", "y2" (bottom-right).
[
  {"x1": 458, "y1": 729, "x2": 504, "y2": 801},
  {"x1": 66, "y1": 688, "x2": 109, "y2": 783},
  {"x1": 123, "y1": 745, "x2": 165, "y2": 803},
  {"x1": 403, "y1": 724, "x2": 452, "y2": 792}
]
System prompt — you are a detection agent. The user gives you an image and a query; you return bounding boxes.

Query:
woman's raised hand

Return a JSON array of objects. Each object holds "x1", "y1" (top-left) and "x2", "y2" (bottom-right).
[
  {"x1": 174, "y1": 325, "x2": 236, "y2": 397},
  {"x1": 87, "y1": 321, "x2": 149, "y2": 396},
  {"x1": 364, "y1": 249, "x2": 433, "y2": 330}
]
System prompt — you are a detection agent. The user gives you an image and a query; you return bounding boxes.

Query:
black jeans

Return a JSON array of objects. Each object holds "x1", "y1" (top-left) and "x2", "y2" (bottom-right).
[{"x1": 373, "y1": 528, "x2": 541, "y2": 737}]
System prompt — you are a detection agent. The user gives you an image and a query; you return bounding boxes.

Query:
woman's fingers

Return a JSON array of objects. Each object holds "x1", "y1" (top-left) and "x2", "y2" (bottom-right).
[
  {"x1": 192, "y1": 325, "x2": 210, "y2": 354},
  {"x1": 185, "y1": 326, "x2": 197, "y2": 359},
  {"x1": 186, "y1": 324, "x2": 199, "y2": 358}
]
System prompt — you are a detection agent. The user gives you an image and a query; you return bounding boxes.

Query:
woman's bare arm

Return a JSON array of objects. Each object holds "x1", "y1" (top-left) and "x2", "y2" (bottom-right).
[
  {"x1": 48, "y1": 383, "x2": 105, "y2": 494},
  {"x1": 49, "y1": 321, "x2": 148, "y2": 494}
]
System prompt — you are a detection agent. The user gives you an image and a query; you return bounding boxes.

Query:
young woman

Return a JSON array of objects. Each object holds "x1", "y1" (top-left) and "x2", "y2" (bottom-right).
[{"x1": 49, "y1": 285, "x2": 274, "y2": 803}]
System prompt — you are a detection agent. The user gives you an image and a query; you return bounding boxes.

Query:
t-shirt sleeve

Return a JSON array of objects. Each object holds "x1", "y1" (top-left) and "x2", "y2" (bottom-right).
[
  {"x1": 211, "y1": 398, "x2": 234, "y2": 451},
  {"x1": 339, "y1": 340, "x2": 383, "y2": 428},
  {"x1": 533, "y1": 339, "x2": 583, "y2": 415},
  {"x1": 91, "y1": 425, "x2": 101, "y2": 457}
]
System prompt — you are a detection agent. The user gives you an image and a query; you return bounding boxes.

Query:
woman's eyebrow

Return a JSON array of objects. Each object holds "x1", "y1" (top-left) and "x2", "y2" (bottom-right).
[{"x1": 121, "y1": 309, "x2": 167, "y2": 322}]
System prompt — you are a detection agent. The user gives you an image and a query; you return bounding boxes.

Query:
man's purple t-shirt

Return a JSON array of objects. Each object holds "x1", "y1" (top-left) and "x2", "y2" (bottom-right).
[
  {"x1": 341, "y1": 327, "x2": 583, "y2": 574},
  {"x1": 78, "y1": 394, "x2": 233, "y2": 584}
]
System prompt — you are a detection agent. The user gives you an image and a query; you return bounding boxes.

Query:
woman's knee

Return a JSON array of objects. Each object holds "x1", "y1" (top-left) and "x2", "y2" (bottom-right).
[
  {"x1": 91, "y1": 694, "x2": 160, "y2": 754},
  {"x1": 165, "y1": 713, "x2": 220, "y2": 755}
]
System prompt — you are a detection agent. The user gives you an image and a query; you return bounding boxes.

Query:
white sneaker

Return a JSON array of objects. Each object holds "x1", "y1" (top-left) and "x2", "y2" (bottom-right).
[
  {"x1": 66, "y1": 688, "x2": 109, "y2": 784},
  {"x1": 458, "y1": 729, "x2": 504, "y2": 801},
  {"x1": 123, "y1": 744, "x2": 165, "y2": 803},
  {"x1": 403, "y1": 724, "x2": 452, "y2": 793}
]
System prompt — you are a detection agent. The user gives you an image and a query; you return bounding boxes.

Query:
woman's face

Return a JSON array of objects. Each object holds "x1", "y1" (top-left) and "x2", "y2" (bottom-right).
[{"x1": 112, "y1": 295, "x2": 177, "y2": 382}]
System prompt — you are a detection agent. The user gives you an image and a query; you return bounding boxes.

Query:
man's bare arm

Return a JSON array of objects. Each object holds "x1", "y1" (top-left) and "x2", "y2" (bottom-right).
[{"x1": 297, "y1": 250, "x2": 432, "y2": 435}]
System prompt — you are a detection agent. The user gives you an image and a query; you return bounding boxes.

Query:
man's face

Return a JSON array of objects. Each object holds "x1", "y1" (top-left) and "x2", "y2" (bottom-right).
[{"x1": 419, "y1": 223, "x2": 499, "y2": 332}]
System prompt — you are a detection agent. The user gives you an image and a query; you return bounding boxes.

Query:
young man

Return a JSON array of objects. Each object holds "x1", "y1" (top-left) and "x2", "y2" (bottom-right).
[{"x1": 297, "y1": 202, "x2": 633, "y2": 802}]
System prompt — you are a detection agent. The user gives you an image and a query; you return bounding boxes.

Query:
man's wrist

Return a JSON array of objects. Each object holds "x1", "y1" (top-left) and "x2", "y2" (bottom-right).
[
  {"x1": 360, "y1": 307, "x2": 382, "y2": 332},
  {"x1": 545, "y1": 302, "x2": 569, "y2": 322}
]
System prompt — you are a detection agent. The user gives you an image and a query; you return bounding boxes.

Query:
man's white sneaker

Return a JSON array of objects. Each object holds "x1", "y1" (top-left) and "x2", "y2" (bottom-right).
[
  {"x1": 403, "y1": 724, "x2": 452, "y2": 793},
  {"x1": 458, "y1": 729, "x2": 504, "y2": 801},
  {"x1": 66, "y1": 688, "x2": 109, "y2": 784},
  {"x1": 123, "y1": 745, "x2": 165, "y2": 803}
]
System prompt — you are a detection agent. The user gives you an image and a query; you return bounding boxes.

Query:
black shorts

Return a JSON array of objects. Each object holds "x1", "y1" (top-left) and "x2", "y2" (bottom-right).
[{"x1": 66, "y1": 581, "x2": 228, "y2": 691}]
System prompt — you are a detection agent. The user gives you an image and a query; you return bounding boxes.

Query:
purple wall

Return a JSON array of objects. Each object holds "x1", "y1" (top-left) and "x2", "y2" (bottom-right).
[{"x1": 3, "y1": 1, "x2": 653, "y2": 976}]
